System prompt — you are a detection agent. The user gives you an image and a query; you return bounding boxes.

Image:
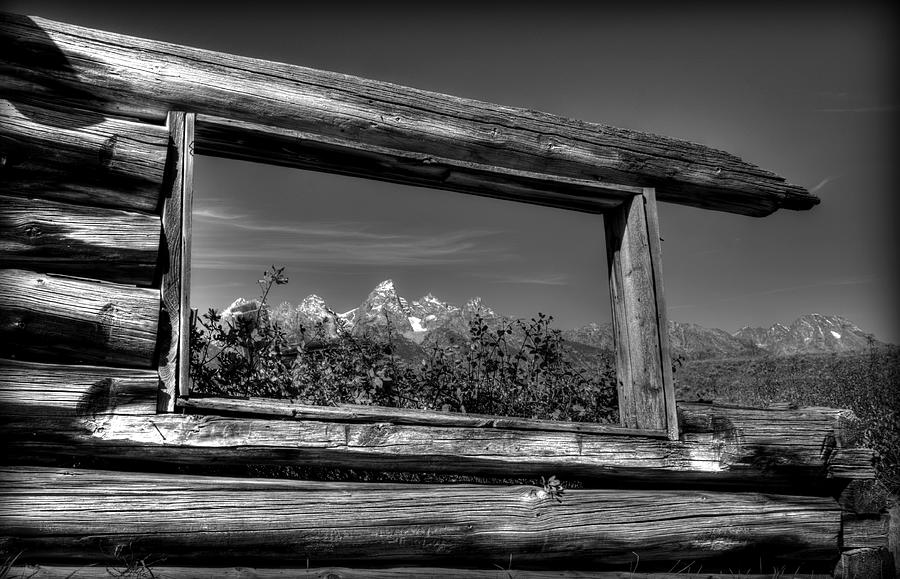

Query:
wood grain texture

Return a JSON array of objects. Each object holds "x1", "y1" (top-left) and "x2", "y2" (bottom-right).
[
  {"x1": 0, "y1": 98, "x2": 167, "y2": 212},
  {"x1": 0, "y1": 194, "x2": 160, "y2": 285},
  {"x1": 0, "y1": 358, "x2": 158, "y2": 418},
  {"x1": 0, "y1": 466, "x2": 841, "y2": 566},
  {"x1": 195, "y1": 114, "x2": 638, "y2": 214},
  {"x1": 842, "y1": 514, "x2": 890, "y2": 550},
  {"x1": 605, "y1": 193, "x2": 666, "y2": 430},
  {"x1": 7, "y1": 566, "x2": 835, "y2": 579},
  {"x1": 0, "y1": 268, "x2": 159, "y2": 367},
  {"x1": 177, "y1": 396, "x2": 665, "y2": 437},
  {"x1": 178, "y1": 114, "x2": 194, "y2": 399},
  {"x1": 641, "y1": 188, "x2": 678, "y2": 440},
  {"x1": 0, "y1": 14, "x2": 817, "y2": 216},
  {"x1": 0, "y1": 399, "x2": 875, "y2": 487},
  {"x1": 157, "y1": 111, "x2": 193, "y2": 412}
]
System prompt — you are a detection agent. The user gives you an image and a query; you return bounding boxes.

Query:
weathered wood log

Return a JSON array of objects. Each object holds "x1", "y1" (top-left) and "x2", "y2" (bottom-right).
[
  {"x1": 0, "y1": 14, "x2": 817, "y2": 217},
  {"x1": 0, "y1": 466, "x2": 841, "y2": 566},
  {"x1": 0, "y1": 269, "x2": 160, "y2": 367},
  {"x1": 176, "y1": 396, "x2": 664, "y2": 437},
  {"x1": 842, "y1": 514, "x2": 890, "y2": 550},
  {"x1": 157, "y1": 111, "x2": 194, "y2": 412},
  {"x1": 828, "y1": 449, "x2": 878, "y2": 479},
  {"x1": 0, "y1": 98, "x2": 167, "y2": 212},
  {"x1": 0, "y1": 359, "x2": 158, "y2": 418},
  {"x1": 0, "y1": 194, "x2": 160, "y2": 285},
  {"x1": 7, "y1": 566, "x2": 835, "y2": 579},
  {"x1": 0, "y1": 398, "x2": 875, "y2": 488},
  {"x1": 604, "y1": 189, "x2": 672, "y2": 433},
  {"x1": 195, "y1": 114, "x2": 637, "y2": 214}
]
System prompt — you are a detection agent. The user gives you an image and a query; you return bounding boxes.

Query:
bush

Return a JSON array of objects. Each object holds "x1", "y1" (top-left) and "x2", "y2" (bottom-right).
[
  {"x1": 189, "y1": 266, "x2": 293, "y2": 398},
  {"x1": 190, "y1": 267, "x2": 618, "y2": 423}
]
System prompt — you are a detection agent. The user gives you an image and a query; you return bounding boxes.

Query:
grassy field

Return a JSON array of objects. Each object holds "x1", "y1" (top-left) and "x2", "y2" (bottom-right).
[{"x1": 675, "y1": 344, "x2": 900, "y2": 496}]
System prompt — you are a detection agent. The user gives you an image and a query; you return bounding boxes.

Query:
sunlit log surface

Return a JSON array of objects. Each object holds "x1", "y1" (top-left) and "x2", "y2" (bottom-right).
[{"x1": 0, "y1": 466, "x2": 841, "y2": 567}]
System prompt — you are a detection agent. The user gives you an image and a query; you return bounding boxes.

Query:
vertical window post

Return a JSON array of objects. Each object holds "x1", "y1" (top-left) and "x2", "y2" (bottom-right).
[
  {"x1": 158, "y1": 111, "x2": 195, "y2": 412},
  {"x1": 605, "y1": 188, "x2": 677, "y2": 438}
]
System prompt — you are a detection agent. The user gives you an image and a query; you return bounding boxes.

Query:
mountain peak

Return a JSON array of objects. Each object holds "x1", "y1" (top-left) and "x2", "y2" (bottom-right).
[
  {"x1": 733, "y1": 313, "x2": 878, "y2": 356},
  {"x1": 464, "y1": 296, "x2": 496, "y2": 317},
  {"x1": 300, "y1": 294, "x2": 327, "y2": 309},
  {"x1": 373, "y1": 279, "x2": 396, "y2": 293}
]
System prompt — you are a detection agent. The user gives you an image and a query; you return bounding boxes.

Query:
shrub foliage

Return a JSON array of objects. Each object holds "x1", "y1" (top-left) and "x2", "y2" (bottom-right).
[{"x1": 190, "y1": 267, "x2": 618, "y2": 423}]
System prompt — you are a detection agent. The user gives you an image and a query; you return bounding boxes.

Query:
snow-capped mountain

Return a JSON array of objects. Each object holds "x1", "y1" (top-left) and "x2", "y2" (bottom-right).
[
  {"x1": 408, "y1": 293, "x2": 459, "y2": 332},
  {"x1": 733, "y1": 314, "x2": 877, "y2": 356},
  {"x1": 562, "y1": 321, "x2": 763, "y2": 360},
  {"x1": 347, "y1": 279, "x2": 415, "y2": 338},
  {"x1": 246, "y1": 281, "x2": 883, "y2": 358},
  {"x1": 221, "y1": 297, "x2": 266, "y2": 329}
]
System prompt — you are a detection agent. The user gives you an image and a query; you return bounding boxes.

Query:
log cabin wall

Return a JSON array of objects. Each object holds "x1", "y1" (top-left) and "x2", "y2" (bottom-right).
[{"x1": 0, "y1": 12, "x2": 895, "y2": 577}]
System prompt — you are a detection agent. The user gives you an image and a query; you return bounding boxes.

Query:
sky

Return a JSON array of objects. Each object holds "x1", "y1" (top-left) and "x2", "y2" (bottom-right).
[{"x1": 9, "y1": 2, "x2": 898, "y2": 341}]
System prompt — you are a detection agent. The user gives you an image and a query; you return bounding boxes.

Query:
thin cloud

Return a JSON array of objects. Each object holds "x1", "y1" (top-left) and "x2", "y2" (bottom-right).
[
  {"x1": 817, "y1": 105, "x2": 899, "y2": 113},
  {"x1": 194, "y1": 208, "x2": 246, "y2": 221},
  {"x1": 719, "y1": 277, "x2": 875, "y2": 303},
  {"x1": 809, "y1": 175, "x2": 840, "y2": 194},
  {"x1": 476, "y1": 273, "x2": 570, "y2": 286},
  {"x1": 192, "y1": 228, "x2": 508, "y2": 268}
]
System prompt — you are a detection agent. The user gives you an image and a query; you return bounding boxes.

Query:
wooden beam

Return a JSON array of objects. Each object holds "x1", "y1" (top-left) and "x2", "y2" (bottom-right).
[
  {"x1": 0, "y1": 14, "x2": 817, "y2": 217},
  {"x1": 1, "y1": 396, "x2": 875, "y2": 487},
  {"x1": 157, "y1": 111, "x2": 194, "y2": 412},
  {"x1": 0, "y1": 98, "x2": 167, "y2": 213},
  {"x1": 0, "y1": 268, "x2": 159, "y2": 367},
  {"x1": 177, "y1": 396, "x2": 665, "y2": 437},
  {"x1": 0, "y1": 466, "x2": 841, "y2": 566},
  {"x1": 605, "y1": 191, "x2": 671, "y2": 432},
  {"x1": 195, "y1": 114, "x2": 637, "y2": 214},
  {"x1": 0, "y1": 194, "x2": 160, "y2": 286},
  {"x1": 7, "y1": 566, "x2": 836, "y2": 578}
]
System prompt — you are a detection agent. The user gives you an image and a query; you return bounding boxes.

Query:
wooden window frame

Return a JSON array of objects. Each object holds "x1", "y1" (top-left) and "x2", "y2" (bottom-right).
[{"x1": 160, "y1": 111, "x2": 678, "y2": 440}]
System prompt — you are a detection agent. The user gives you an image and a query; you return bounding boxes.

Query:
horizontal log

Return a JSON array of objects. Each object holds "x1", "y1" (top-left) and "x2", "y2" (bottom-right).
[
  {"x1": 0, "y1": 269, "x2": 160, "y2": 367},
  {"x1": 0, "y1": 466, "x2": 841, "y2": 566},
  {"x1": 0, "y1": 194, "x2": 160, "y2": 285},
  {"x1": 828, "y1": 448, "x2": 877, "y2": 479},
  {"x1": 0, "y1": 98, "x2": 167, "y2": 212},
  {"x1": 842, "y1": 514, "x2": 890, "y2": 550},
  {"x1": 195, "y1": 115, "x2": 637, "y2": 214},
  {"x1": 0, "y1": 398, "x2": 874, "y2": 488},
  {"x1": 177, "y1": 396, "x2": 666, "y2": 437},
  {"x1": 0, "y1": 14, "x2": 816, "y2": 216},
  {"x1": 7, "y1": 566, "x2": 835, "y2": 579},
  {"x1": 0, "y1": 359, "x2": 158, "y2": 417}
]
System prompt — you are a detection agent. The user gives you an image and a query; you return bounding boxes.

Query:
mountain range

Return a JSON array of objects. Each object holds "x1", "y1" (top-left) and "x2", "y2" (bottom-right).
[{"x1": 223, "y1": 279, "x2": 883, "y2": 360}]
